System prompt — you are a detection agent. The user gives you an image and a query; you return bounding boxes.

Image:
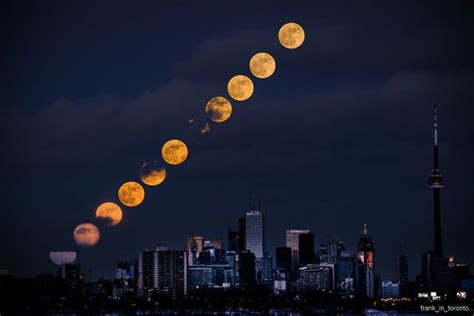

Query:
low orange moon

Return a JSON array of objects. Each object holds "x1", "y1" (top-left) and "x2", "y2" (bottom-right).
[
  {"x1": 95, "y1": 202, "x2": 123, "y2": 226},
  {"x1": 249, "y1": 52, "x2": 276, "y2": 79},
  {"x1": 278, "y1": 22, "x2": 305, "y2": 49},
  {"x1": 73, "y1": 223, "x2": 100, "y2": 247},
  {"x1": 140, "y1": 161, "x2": 166, "y2": 186},
  {"x1": 118, "y1": 181, "x2": 145, "y2": 207},
  {"x1": 162, "y1": 139, "x2": 188, "y2": 165},
  {"x1": 227, "y1": 75, "x2": 254, "y2": 101},
  {"x1": 205, "y1": 96, "x2": 232, "y2": 123}
]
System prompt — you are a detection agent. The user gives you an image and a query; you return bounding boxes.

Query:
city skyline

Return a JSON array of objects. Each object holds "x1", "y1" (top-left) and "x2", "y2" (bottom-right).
[{"x1": 2, "y1": 1, "x2": 473, "y2": 289}]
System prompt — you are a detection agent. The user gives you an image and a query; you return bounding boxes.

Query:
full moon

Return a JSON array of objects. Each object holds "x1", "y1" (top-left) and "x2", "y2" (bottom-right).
[
  {"x1": 227, "y1": 75, "x2": 254, "y2": 101},
  {"x1": 95, "y1": 202, "x2": 123, "y2": 226},
  {"x1": 249, "y1": 52, "x2": 276, "y2": 79},
  {"x1": 140, "y1": 161, "x2": 166, "y2": 186},
  {"x1": 73, "y1": 223, "x2": 100, "y2": 247},
  {"x1": 118, "y1": 181, "x2": 145, "y2": 207},
  {"x1": 205, "y1": 96, "x2": 232, "y2": 122},
  {"x1": 278, "y1": 22, "x2": 305, "y2": 49},
  {"x1": 162, "y1": 139, "x2": 188, "y2": 165}
]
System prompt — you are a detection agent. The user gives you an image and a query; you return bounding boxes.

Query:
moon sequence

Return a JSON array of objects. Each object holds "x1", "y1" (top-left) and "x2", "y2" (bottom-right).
[
  {"x1": 278, "y1": 22, "x2": 305, "y2": 49},
  {"x1": 249, "y1": 52, "x2": 276, "y2": 79},
  {"x1": 140, "y1": 161, "x2": 166, "y2": 186},
  {"x1": 205, "y1": 96, "x2": 233, "y2": 123},
  {"x1": 95, "y1": 202, "x2": 123, "y2": 226},
  {"x1": 73, "y1": 223, "x2": 100, "y2": 247},
  {"x1": 118, "y1": 181, "x2": 145, "y2": 207},
  {"x1": 161, "y1": 139, "x2": 189, "y2": 165}
]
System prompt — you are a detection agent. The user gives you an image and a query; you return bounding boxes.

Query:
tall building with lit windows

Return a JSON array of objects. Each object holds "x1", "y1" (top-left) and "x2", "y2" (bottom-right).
[
  {"x1": 137, "y1": 248, "x2": 187, "y2": 299},
  {"x1": 245, "y1": 210, "x2": 263, "y2": 259},
  {"x1": 357, "y1": 224, "x2": 375, "y2": 298},
  {"x1": 286, "y1": 229, "x2": 311, "y2": 278},
  {"x1": 155, "y1": 248, "x2": 187, "y2": 299},
  {"x1": 186, "y1": 235, "x2": 203, "y2": 266},
  {"x1": 137, "y1": 250, "x2": 156, "y2": 297}
]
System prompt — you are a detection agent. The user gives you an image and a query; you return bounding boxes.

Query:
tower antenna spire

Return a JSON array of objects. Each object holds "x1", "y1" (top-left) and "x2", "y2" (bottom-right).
[
  {"x1": 429, "y1": 105, "x2": 444, "y2": 257},
  {"x1": 433, "y1": 105, "x2": 439, "y2": 170},
  {"x1": 434, "y1": 105, "x2": 438, "y2": 146}
]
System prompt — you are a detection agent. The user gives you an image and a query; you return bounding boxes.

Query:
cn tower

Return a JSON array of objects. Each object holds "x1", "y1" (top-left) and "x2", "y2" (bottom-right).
[{"x1": 428, "y1": 106, "x2": 444, "y2": 258}]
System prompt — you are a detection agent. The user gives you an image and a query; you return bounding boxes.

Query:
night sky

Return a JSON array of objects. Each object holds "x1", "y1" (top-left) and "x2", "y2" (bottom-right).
[{"x1": 2, "y1": 1, "x2": 473, "y2": 281}]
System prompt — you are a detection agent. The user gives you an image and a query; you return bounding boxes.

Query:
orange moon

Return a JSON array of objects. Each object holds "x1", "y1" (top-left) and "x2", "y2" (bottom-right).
[
  {"x1": 118, "y1": 181, "x2": 145, "y2": 207},
  {"x1": 249, "y1": 52, "x2": 276, "y2": 79},
  {"x1": 227, "y1": 75, "x2": 254, "y2": 101},
  {"x1": 95, "y1": 202, "x2": 123, "y2": 226},
  {"x1": 162, "y1": 139, "x2": 188, "y2": 165},
  {"x1": 73, "y1": 223, "x2": 100, "y2": 247},
  {"x1": 278, "y1": 22, "x2": 305, "y2": 49},
  {"x1": 205, "y1": 96, "x2": 232, "y2": 122},
  {"x1": 140, "y1": 161, "x2": 166, "y2": 186}
]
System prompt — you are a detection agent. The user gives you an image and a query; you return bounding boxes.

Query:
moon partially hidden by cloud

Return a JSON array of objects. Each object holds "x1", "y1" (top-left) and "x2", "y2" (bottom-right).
[
  {"x1": 49, "y1": 251, "x2": 77, "y2": 265},
  {"x1": 140, "y1": 161, "x2": 166, "y2": 186},
  {"x1": 73, "y1": 223, "x2": 100, "y2": 248},
  {"x1": 227, "y1": 75, "x2": 254, "y2": 101},
  {"x1": 278, "y1": 22, "x2": 305, "y2": 49},
  {"x1": 95, "y1": 202, "x2": 123, "y2": 226},
  {"x1": 162, "y1": 139, "x2": 189, "y2": 165},
  {"x1": 118, "y1": 181, "x2": 145, "y2": 207},
  {"x1": 205, "y1": 96, "x2": 232, "y2": 122},
  {"x1": 249, "y1": 52, "x2": 276, "y2": 79}
]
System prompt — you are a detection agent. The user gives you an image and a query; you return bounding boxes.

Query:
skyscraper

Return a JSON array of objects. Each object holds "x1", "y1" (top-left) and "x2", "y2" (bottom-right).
[
  {"x1": 60, "y1": 263, "x2": 80, "y2": 281},
  {"x1": 245, "y1": 210, "x2": 263, "y2": 258},
  {"x1": 258, "y1": 252, "x2": 273, "y2": 283},
  {"x1": 357, "y1": 224, "x2": 375, "y2": 298},
  {"x1": 205, "y1": 239, "x2": 223, "y2": 250},
  {"x1": 327, "y1": 236, "x2": 345, "y2": 265},
  {"x1": 239, "y1": 250, "x2": 256, "y2": 288},
  {"x1": 429, "y1": 106, "x2": 444, "y2": 258},
  {"x1": 286, "y1": 229, "x2": 311, "y2": 276},
  {"x1": 155, "y1": 249, "x2": 188, "y2": 299},
  {"x1": 276, "y1": 246, "x2": 292, "y2": 273},
  {"x1": 299, "y1": 232, "x2": 315, "y2": 266},
  {"x1": 186, "y1": 235, "x2": 203, "y2": 266},
  {"x1": 298, "y1": 263, "x2": 335, "y2": 290},
  {"x1": 319, "y1": 243, "x2": 328, "y2": 263},
  {"x1": 137, "y1": 250, "x2": 155, "y2": 297},
  {"x1": 238, "y1": 217, "x2": 246, "y2": 251},
  {"x1": 137, "y1": 248, "x2": 188, "y2": 299},
  {"x1": 337, "y1": 252, "x2": 358, "y2": 294},
  {"x1": 228, "y1": 228, "x2": 239, "y2": 251},
  {"x1": 396, "y1": 244, "x2": 409, "y2": 295}
]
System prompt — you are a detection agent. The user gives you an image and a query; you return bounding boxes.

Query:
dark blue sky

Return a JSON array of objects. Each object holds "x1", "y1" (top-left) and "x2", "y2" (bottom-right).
[{"x1": 1, "y1": 1, "x2": 473, "y2": 281}]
